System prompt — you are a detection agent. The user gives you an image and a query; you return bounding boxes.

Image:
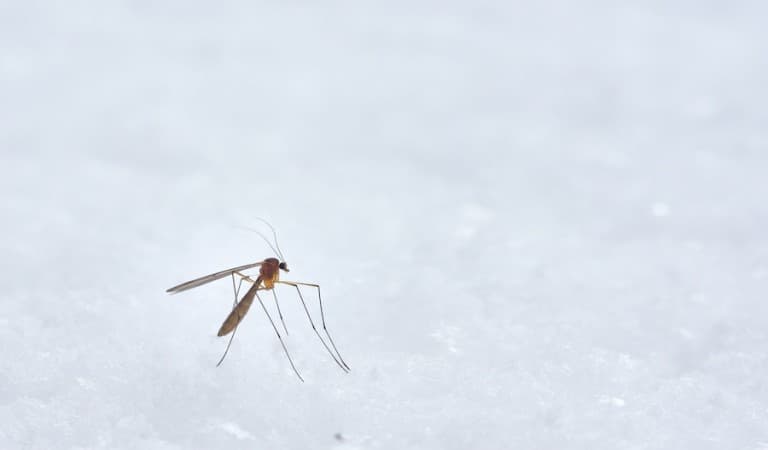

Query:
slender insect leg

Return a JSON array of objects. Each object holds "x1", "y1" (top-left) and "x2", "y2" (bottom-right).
[
  {"x1": 312, "y1": 284, "x2": 351, "y2": 371},
  {"x1": 216, "y1": 274, "x2": 246, "y2": 367},
  {"x1": 272, "y1": 289, "x2": 289, "y2": 336},
  {"x1": 255, "y1": 291, "x2": 304, "y2": 382},
  {"x1": 234, "y1": 271, "x2": 258, "y2": 286},
  {"x1": 234, "y1": 272, "x2": 272, "y2": 295},
  {"x1": 278, "y1": 281, "x2": 350, "y2": 371},
  {"x1": 231, "y1": 274, "x2": 245, "y2": 307},
  {"x1": 279, "y1": 282, "x2": 348, "y2": 372}
]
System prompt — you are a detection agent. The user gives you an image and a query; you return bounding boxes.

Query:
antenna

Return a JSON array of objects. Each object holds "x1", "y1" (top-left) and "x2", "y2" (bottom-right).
[
  {"x1": 235, "y1": 225, "x2": 281, "y2": 259},
  {"x1": 254, "y1": 217, "x2": 285, "y2": 261}
]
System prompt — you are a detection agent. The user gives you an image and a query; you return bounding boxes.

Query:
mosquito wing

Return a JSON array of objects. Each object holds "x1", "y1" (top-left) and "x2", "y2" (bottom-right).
[{"x1": 166, "y1": 262, "x2": 263, "y2": 294}]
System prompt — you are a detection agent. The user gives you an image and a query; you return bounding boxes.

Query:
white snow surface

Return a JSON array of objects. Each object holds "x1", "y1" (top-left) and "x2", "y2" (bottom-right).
[{"x1": 2, "y1": 1, "x2": 768, "y2": 449}]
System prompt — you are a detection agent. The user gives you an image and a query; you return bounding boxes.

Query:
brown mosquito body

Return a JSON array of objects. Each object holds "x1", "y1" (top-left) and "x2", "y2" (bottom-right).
[
  {"x1": 215, "y1": 257, "x2": 284, "y2": 337},
  {"x1": 166, "y1": 224, "x2": 349, "y2": 382}
]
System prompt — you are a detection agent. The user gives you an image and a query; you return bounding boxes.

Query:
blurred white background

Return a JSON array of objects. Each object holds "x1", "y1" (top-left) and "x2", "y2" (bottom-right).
[{"x1": 1, "y1": 1, "x2": 767, "y2": 449}]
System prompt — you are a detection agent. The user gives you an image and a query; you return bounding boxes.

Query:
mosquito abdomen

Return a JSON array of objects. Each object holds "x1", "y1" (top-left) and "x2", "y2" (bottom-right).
[{"x1": 217, "y1": 282, "x2": 259, "y2": 336}]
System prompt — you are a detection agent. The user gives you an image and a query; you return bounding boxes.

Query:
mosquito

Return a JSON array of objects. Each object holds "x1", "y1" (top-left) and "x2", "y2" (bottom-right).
[{"x1": 165, "y1": 220, "x2": 349, "y2": 381}]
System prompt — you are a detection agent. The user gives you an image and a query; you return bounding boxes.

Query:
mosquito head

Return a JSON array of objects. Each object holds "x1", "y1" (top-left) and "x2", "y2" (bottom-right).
[{"x1": 279, "y1": 261, "x2": 290, "y2": 272}]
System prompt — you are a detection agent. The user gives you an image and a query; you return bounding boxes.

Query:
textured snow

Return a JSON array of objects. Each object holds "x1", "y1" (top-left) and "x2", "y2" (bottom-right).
[{"x1": 2, "y1": 1, "x2": 768, "y2": 449}]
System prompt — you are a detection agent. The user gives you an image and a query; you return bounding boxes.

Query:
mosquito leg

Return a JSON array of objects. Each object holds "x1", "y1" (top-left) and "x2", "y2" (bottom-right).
[
  {"x1": 231, "y1": 273, "x2": 245, "y2": 307},
  {"x1": 234, "y1": 271, "x2": 258, "y2": 286},
  {"x1": 272, "y1": 289, "x2": 290, "y2": 336},
  {"x1": 217, "y1": 327, "x2": 238, "y2": 367},
  {"x1": 255, "y1": 291, "x2": 304, "y2": 382},
  {"x1": 278, "y1": 281, "x2": 350, "y2": 371},
  {"x1": 281, "y1": 283, "x2": 348, "y2": 372},
  {"x1": 234, "y1": 272, "x2": 272, "y2": 294},
  {"x1": 313, "y1": 285, "x2": 350, "y2": 371},
  {"x1": 216, "y1": 274, "x2": 246, "y2": 367}
]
